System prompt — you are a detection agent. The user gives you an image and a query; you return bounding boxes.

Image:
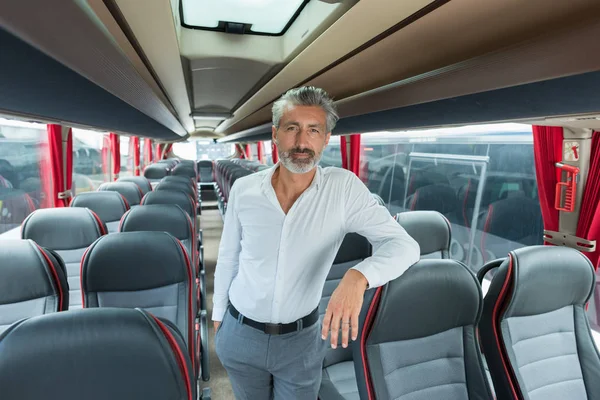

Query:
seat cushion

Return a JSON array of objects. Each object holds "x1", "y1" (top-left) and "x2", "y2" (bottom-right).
[{"x1": 321, "y1": 362, "x2": 360, "y2": 400}]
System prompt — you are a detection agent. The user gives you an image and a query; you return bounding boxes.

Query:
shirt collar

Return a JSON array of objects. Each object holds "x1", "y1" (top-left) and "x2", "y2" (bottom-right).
[{"x1": 261, "y1": 162, "x2": 322, "y2": 194}]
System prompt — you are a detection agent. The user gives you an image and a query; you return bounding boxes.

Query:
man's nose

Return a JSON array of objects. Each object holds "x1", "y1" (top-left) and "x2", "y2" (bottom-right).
[{"x1": 295, "y1": 128, "x2": 311, "y2": 148}]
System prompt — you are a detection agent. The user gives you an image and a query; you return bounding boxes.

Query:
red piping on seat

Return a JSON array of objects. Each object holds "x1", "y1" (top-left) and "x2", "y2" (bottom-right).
[
  {"x1": 89, "y1": 210, "x2": 107, "y2": 235},
  {"x1": 35, "y1": 244, "x2": 64, "y2": 311},
  {"x1": 151, "y1": 315, "x2": 193, "y2": 400},
  {"x1": 175, "y1": 238, "x2": 196, "y2": 373},
  {"x1": 492, "y1": 253, "x2": 520, "y2": 399},
  {"x1": 119, "y1": 194, "x2": 131, "y2": 210},
  {"x1": 79, "y1": 246, "x2": 92, "y2": 307},
  {"x1": 361, "y1": 287, "x2": 383, "y2": 400}
]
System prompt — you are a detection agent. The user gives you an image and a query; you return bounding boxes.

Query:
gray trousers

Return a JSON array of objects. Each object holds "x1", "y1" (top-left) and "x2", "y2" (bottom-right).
[{"x1": 215, "y1": 307, "x2": 328, "y2": 399}]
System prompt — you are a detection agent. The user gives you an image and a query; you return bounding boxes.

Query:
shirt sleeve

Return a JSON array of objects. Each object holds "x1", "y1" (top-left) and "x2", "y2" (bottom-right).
[
  {"x1": 343, "y1": 172, "x2": 420, "y2": 288},
  {"x1": 212, "y1": 182, "x2": 242, "y2": 321}
]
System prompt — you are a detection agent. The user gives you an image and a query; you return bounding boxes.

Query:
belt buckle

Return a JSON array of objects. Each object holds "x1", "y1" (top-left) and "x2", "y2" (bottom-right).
[{"x1": 264, "y1": 323, "x2": 281, "y2": 335}]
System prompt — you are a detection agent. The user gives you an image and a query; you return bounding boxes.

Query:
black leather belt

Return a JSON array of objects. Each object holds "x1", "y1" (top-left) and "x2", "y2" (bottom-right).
[{"x1": 229, "y1": 304, "x2": 319, "y2": 335}]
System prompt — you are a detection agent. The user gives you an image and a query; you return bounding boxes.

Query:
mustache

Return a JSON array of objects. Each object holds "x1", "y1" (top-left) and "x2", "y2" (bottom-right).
[{"x1": 289, "y1": 148, "x2": 315, "y2": 156}]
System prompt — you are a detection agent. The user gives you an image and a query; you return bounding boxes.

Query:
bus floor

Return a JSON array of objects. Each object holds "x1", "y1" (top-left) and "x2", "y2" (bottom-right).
[{"x1": 200, "y1": 205, "x2": 235, "y2": 399}]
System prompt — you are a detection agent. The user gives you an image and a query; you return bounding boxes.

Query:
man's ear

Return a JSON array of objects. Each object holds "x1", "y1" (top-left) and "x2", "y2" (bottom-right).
[
  {"x1": 324, "y1": 132, "x2": 331, "y2": 146},
  {"x1": 272, "y1": 125, "x2": 277, "y2": 142}
]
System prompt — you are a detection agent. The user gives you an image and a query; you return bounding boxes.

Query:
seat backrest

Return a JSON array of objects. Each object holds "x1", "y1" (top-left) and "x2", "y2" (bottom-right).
[
  {"x1": 117, "y1": 176, "x2": 153, "y2": 196},
  {"x1": 477, "y1": 196, "x2": 543, "y2": 262},
  {"x1": 0, "y1": 307, "x2": 195, "y2": 400},
  {"x1": 97, "y1": 181, "x2": 143, "y2": 206},
  {"x1": 197, "y1": 160, "x2": 214, "y2": 183},
  {"x1": 161, "y1": 175, "x2": 196, "y2": 191},
  {"x1": 479, "y1": 246, "x2": 599, "y2": 400},
  {"x1": 155, "y1": 181, "x2": 197, "y2": 202},
  {"x1": 172, "y1": 163, "x2": 197, "y2": 180},
  {"x1": 407, "y1": 183, "x2": 460, "y2": 220},
  {"x1": 321, "y1": 233, "x2": 372, "y2": 368},
  {"x1": 354, "y1": 258, "x2": 493, "y2": 400},
  {"x1": 70, "y1": 191, "x2": 129, "y2": 233},
  {"x1": 119, "y1": 204, "x2": 196, "y2": 270},
  {"x1": 141, "y1": 190, "x2": 197, "y2": 231},
  {"x1": 21, "y1": 208, "x2": 106, "y2": 309},
  {"x1": 144, "y1": 163, "x2": 171, "y2": 180},
  {"x1": 396, "y1": 210, "x2": 451, "y2": 258},
  {"x1": 0, "y1": 239, "x2": 68, "y2": 334},
  {"x1": 81, "y1": 231, "x2": 196, "y2": 372},
  {"x1": 0, "y1": 189, "x2": 36, "y2": 233}
]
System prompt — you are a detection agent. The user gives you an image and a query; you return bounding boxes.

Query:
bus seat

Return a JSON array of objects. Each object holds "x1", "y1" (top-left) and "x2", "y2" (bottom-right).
[
  {"x1": 117, "y1": 175, "x2": 153, "y2": 196},
  {"x1": 479, "y1": 246, "x2": 599, "y2": 400},
  {"x1": 70, "y1": 191, "x2": 129, "y2": 233},
  {"x1": 143, "y1": 163, "x2": 171, "y2": 181},
  {"x1": 0, "y1": 173, "x2": 12, "y2": 188},
  {"x1": 406, "y1": 184, "x2": 460, "y2": 224},
  {"x1": 197, "y1": 160, "x2": 214, "y2": 183},
  {"x1": 119, "y1": 204, "x2": 198, "y2": 275},
  {"x1": 396, "y1": 210, "x2": 452, "y2": 259},
  {"x1": 477, "y1": 196, "x2": 543, "y2": 263},
  {"x1": 21, "y1": 207, "x2": 107, "y2": 309},
  {"x1": 0, "y1": 239, "x2": 68, "y2": 334},
  {"x1": 80, "y1": 231, "x2": 202, "y2": 380},
  {"x1": 0, "y1": 189, "x2": 36, "y2": 234},
  {"x1": 172, "y1": 163, "x2": 198, "y2": 181},
  {"x1": 155, "y1": 180, "x2": 198, "y2": 203},
  {"x1": 0, "y1": 308, "x2": 196, "y2": 400},
  {"x1": 353, "y1": 259, "x2": 494, "y2": 400},
  {"x1": 319, "y1": 232, "x2": 372, "y2": 400},
  {"x1": 97, "y1": 181, "x2": 143, "y2": 207},
  {"x1": 161, "y1": 174, "x2": 196, "y2": 190}
]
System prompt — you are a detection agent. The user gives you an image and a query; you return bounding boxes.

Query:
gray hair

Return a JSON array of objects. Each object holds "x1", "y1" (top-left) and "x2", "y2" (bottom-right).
[{"x1": 272, "y1": 86, "x2": 339, "y2": 133}]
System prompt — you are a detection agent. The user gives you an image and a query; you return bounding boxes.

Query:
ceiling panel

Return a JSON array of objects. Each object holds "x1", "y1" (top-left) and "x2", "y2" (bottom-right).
[{"x1": 191, "y1": 57, "x2": 275, "y2": 112}]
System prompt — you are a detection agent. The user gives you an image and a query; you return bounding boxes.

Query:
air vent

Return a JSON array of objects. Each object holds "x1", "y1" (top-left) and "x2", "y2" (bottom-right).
[{"x1": 224, "y1": 21, "x2": 246, "y2": 35}]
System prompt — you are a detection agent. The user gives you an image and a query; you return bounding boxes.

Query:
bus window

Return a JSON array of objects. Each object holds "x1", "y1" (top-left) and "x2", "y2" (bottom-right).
[
  {"x1": 320, "y1": 135, "x2": 342, "y2": 168},
  {"x1": 360, "y1": 124, "x2": 543, "y2": 272},
  {"x1": 72, "y1": 129, "x2": 110, "y2": 193},
  {"x1": 0, "y1": 118, "x2": 49, "y2": 235}
]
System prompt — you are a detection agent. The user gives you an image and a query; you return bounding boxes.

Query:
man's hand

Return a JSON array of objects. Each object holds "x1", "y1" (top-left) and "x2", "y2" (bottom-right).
[
  {"x1": 321, "y1": 269, "x2": 368, "y2": 349},
  {"x1": 214, "y1": 321, "x2": 221, "y2": 333}
]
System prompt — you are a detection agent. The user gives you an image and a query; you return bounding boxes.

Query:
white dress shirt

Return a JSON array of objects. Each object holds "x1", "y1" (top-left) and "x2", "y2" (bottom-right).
[{"x1": 212, "y1": 164, "x2": 420, "y2": 324}]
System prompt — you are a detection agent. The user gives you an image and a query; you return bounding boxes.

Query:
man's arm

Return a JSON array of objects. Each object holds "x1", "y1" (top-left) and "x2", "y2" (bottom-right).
[
  {"x1": 322, "y1": 172, "x2": 420, "y2": 348},
  {"x1": 212, "y1": 183, "x2": 242, "y2": 324}
]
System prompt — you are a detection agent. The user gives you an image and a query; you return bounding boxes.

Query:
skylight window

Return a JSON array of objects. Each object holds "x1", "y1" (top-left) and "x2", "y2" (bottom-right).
[{"x1": 181, "y1": 0, "x2": 308, "y2": 35}]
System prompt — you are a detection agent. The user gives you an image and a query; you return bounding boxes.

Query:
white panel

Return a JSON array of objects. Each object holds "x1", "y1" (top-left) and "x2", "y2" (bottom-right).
[{"x1": 181, "y1": 0, "x2": 304, "y2": 34}]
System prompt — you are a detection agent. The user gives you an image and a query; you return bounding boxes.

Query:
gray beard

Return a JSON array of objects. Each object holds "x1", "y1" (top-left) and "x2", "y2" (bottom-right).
[{"x1": 277, "y1": 144, "x2": 323, "y2": 174}]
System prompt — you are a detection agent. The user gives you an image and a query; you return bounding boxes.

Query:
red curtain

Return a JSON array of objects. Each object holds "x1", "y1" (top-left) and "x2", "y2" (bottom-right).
[
  {"x1": 144, "y1": 139, "x2": 154, "y2": 165},
  {"x1": 532, "y1": 126, "x2": 564, "y2": 236},
  {"x1": 46, "y1": 125, "x2": 72, "y2": 207},
  {"x1": 340, "y1": 136, "x2": 349, "y2": 170},
  {"x1": 245, "y1": 144, "x2": 252, "y2": 160},
  {"x1": 257, "y1": 141, "x2": 264, "y2": 164},
  {"x1": 576, "y1": 132, "x2": 600, "y2": 269},
  {"x1": 102, "y1": 135, "x2": 110, "y2": 178},
  {"x1": 350, "y1": 134, "x2": 361, "y2": 176},
  {"x1": 156, "y1": 143, "x2": 163, "y2": 161},
  {"x1": 132, "y1": 137, "x2": 141, "y2": 176},
  {"x1": 110, "y1": 133, "x2": 120, "y2": 181},
  {"x1": 271, "y1": 142, "x2": 279, "y2": 163}
]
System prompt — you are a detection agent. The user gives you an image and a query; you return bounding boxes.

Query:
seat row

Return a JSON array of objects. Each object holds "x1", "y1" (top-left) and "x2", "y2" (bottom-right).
[
  {"x1": 319, "y1": 209, "x2": 600, "y2": 400},
  {"x1": 213, "y1": 158, "x2": 270, "y2": 215},
  {"x1": 0, "y1": 230, "x2": 211, "y2": 395}
]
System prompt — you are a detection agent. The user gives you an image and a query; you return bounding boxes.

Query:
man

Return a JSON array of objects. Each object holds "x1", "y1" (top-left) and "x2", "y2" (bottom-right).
[{"x1": 213, "y1": 86, "x2": 420, "y2": 399}]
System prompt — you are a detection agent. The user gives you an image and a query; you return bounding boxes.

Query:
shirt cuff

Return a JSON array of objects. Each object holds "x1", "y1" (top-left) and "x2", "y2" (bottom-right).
[
  {"x1": 212, "y1": 306, "x2": 227, "y2": 322},
  {"x1": 351, "y1": 261, "x2": 379, "y2": 289}
]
